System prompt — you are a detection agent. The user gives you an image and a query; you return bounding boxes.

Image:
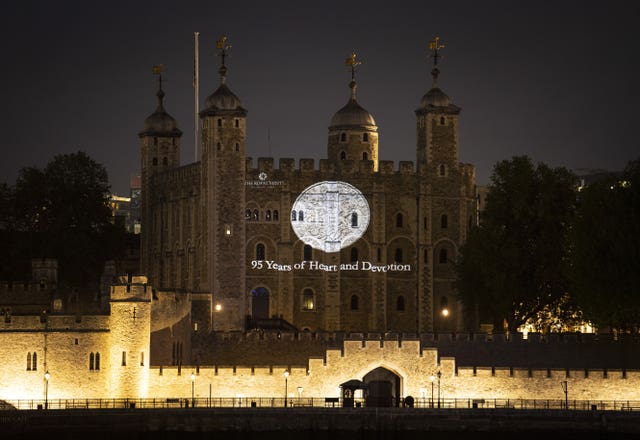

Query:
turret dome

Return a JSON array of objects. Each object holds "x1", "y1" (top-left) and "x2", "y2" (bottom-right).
[{"x1": 139, "y1": 88, "x2": 182, "y2": 138}]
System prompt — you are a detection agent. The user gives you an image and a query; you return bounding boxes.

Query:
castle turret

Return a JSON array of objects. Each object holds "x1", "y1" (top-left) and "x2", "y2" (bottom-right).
[
  {"x1": 327, "y1": 52, "x2": 379, "y2": 171},
  {"x1": 138, "y1": 67, "x2": 182, "y2": 287},
  {"x1": 199, "y1": 37, "x2": 247, "y2": 331},
  {"x1": 415, "y1": 37, "x2": 460, "y2": 175}
]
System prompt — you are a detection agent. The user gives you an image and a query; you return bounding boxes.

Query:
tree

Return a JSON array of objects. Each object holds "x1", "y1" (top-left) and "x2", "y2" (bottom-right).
[
  {"x1": 571, "y1": 159, "x2": 640, "y2": 332},
  {"x1": 1, "y1": 151, "x2": 125, "y2": 294},
  {"x1": 457, "y1": 156, "x2": 579, "y2": 332}
]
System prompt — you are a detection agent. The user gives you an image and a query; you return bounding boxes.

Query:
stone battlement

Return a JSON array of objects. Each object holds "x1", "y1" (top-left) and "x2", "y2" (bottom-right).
[{"x1": 246, "y1": 157, "x2": 422, "y2": 176}]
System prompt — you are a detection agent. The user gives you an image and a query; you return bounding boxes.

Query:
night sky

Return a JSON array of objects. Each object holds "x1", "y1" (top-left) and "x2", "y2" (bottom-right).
[{"x1": 1, "y1": 1, "x2": 638, "y2": 195}]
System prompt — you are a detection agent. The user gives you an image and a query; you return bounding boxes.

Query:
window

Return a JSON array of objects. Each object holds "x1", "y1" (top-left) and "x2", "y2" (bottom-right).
[
  {"x1": 217, "y1": 118, "x2": 222, "y2": 127},
  {"x1": 273, "y1": 210, "x2": 279, "y2": 221},
  {"x1": 396, "y1": 213, "x2": 403, "y2": 228},
  {"x1": 340, "y1": 133, "x2": 346, "y2": 142},
  {"x1": 235, "y1": 143, "x2": 239, "y2": 152},
  {"x1": 266, "y1": 210, "x2": 271, "y2": 221},
  {"x1": 95, "y1": 353, "x2": 100, "y2": 370},
  {"x1": 439, "y1": 164, "x2": 446, "y2": 176},
  {"x1": 362, "y1": 152, "x2": 368, "y2": 160},
  {"x1": 291, "y1": 210, "x2": 297, "y2": 221},
  {"x1": 253, "y1": 209, "x2": 259, "y2": 221},
  {"x1": 340, "y1": 151, "x2": 346, "y2": 160},
  {"x1": 90, "y1": 353, "x2": 95, "y2": 370},
  {"x1": 140, "y1": 352, "x2": 145, "y2": 366},
  {"x1": 440, "y1": 116, "x2": 446, "y2": 125},
  {"x1": 424, "y1": 216, "x2": 428, "y2": 229},
  {"x1": 256, "y1": 243, "x2": 266, "y2": 261},
  {"x1": 245, "y1": 209, "x2": 252, "y2": 220},
  {"x1": 163, "y1": 157, "x2": 168, "y2": 166},
  {"x1": 395, "y1": 248, "x2": 403, "y2": 263},
  {"x1": 350, "y1": 295, "x2": 359, "y2": 311},
  {"x1": 424, "y1": 249, "x2": 429, "y2": 264},
  {"x1": 397, "y1": 296, "x2": 405, "y2": 311},
  {"x1": 122, "y1": 351, "x2": 127, "y2": 366},
  {"x1": 32, "y1": 352, "x2": 37, "y2": 371},
  {"x1": 351, "y1": 212, "x2": 358, "y2": 227},
  {"x1": 26, "y1": 353, "x2": 31, "y2": 371},
  {"x1": 441, "y1": 214, "x2": 448, "y2": 229},
  {"x1": 362, "y1": 133, "x2": 369, "y2": 142},
  {"x1": 350, "y1": 247, "x2": 358, "y2": 262},
  {"x1": 439, "y1": 248, "x2": 448, "y2": 264},
  {"x1": 235, "y1": 119, "x2": 239, "y2": 127},
  {"x1": 303, "y1": 245, "x2": 312, "y2": 261},
  {"x1": 302, "y1": 289, "x2": 314, "y2": 310}
]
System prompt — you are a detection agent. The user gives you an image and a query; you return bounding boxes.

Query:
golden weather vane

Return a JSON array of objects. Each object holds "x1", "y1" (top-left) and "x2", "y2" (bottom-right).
[
  {"x1": 216, "y1": 36, "x2": 232, "y2": 79},
  {"x1": 216, "y1": 35, "x2": 232, "y2": 51},
  {"x1": 345, "y1": 51, "x2": 362, "y2": 82},
  {"x1": 428, "y1": 36, "x2": 445, "y2": 66},
  {"x1": 152, "y1": 64, "x2": 164, "y2": 75}
]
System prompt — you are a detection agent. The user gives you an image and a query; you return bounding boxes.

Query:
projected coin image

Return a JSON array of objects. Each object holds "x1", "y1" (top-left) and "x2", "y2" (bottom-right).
[{"x1": 290, "y1": 181, "x2": 370, "y2": 253}]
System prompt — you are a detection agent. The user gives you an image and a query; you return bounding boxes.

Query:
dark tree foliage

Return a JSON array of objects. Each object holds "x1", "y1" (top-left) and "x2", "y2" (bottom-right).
[
  {"x1": 0, "y1": 151, "x2": 125, "y2": 294},
  {"x1": 571, "y1": 159, "x2": 640, "y2": 332},
  {"x1": 457, "y1": 156, "x2": 579, "y2": 332}
]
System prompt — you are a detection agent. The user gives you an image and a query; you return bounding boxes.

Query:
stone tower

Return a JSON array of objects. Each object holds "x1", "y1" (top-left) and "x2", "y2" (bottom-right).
[
  {"x1": 138, "y1": 72, "x2": 182, "y2": 287},
  {"x1": 199, "y1": 38, "x2": 247, "y2": 331},
  {"x1": 327, "y1": 53, "x2": 379, "y2": 171}
]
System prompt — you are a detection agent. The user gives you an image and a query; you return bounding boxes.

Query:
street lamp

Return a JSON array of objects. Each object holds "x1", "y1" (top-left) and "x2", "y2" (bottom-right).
[
  {"x1": 191, "y1": 372, "x2": 195, "y2": 407},
  {"x1": 284, "y1": 370, "x2": 289, "y2": 408},
  {"x1": 44, "y1": 370, "x2": 50, "y2": 409},
  {"x1": 561, "y1": 380, "x2": 568, "y2": 409},
  {"x1": 429, "y1": 375, "x2": 435, "y2": 408},
  {"x1": 437, "y1": 370, "x2": 442, "y2": 408}
]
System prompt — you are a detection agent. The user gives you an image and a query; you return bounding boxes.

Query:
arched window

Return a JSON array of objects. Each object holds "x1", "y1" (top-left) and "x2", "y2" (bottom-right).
[
  {"x1": 235, "y1": 143, "x2": 240, "y2": 152},
  {"x1": 253, "y1": 209, "x2": 259, "y2": 221},
  {"x1": 235, "y1": 119, "x2": 239, "y2": 128},
  {"x1": 95, "y1": 352, "x2": 101, "y2": 370},
  {"x1": 245, "y1": 209, "x2": 252, "y2": 221},
  {"x1": 291, "y1": 210, "x2": 297, "y2": 221},
  {"x1": 340, "y1": 151, "x2": 346, "y2": 160},
  {"x1": 362, "y1": 133, "x2": 369, "y2": 142},
  {"x1": 395, "y1": 248, "x2": 403, "y2": 263},
  {"x1": 340, "y1": 133, "x2": 346, "y2": 142},
  {"x1": 440, "y1": 116, "x2": 446, "y2": 125},
  {"x1": 273, "y1": 210, "x2": 279, "y2": 221},
  {"x1": 217, "y1": 118, "x2": 222, "y2": 127},
  {"x1": 298, "y1": 211, "x2": 304, "y2": 221},
  {"x1": 350, "y1": 295, "x2": 359, "y2": 311},
  {"x1": 351, "y1": 212, "x2": 358, "y2": 227},
  {"x1": 397, "y1": 296, "x2": 405, "y2": 311},
  {"x1": 266, "y1": 210, "x2": 271, "y2": 221},
  {"x1": 32, "y1": 352, "x2": 37, "y2": 371},
  {"x1": 439, "y1": 248, "x2": 448, "y2": 264},
  {"x1": 439, "y1": 164, "x2": 446, "y2": 176},
  {"x1": 362, "y1": 152, "x2": 368, "y2": 160},
  {"x1": 350, "y1": 247, "x2": 358, "y2": 262},
  {"x1": 441, "y1": 214, "x2": 448, "y2": 229},
  {"x1": 396, "y1": 213, "x2": 403, "y2": 228},
  {"x1": 90, "y1": 352, "x2": 95, "y2": 370},
  {"x1": 302, "y1": 289, "x2": 314, "y2": 310},
  {"x1": 256, "y1": 243, "x2": 266, "y2": 261},
  {"x1": 26, "y1": 352, "x2": 31, "y2": 371},
  {"x1": 303, "y1": 245, "x2": 312, "y2": 261},
  {"x1": 216, "y1": 142, "x2": 221, "y2": 151}
]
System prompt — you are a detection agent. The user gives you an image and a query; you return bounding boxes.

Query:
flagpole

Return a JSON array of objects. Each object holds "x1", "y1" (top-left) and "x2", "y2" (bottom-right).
[{"x1": 194, "y1": 31, "x2": 200, "y2": 162}]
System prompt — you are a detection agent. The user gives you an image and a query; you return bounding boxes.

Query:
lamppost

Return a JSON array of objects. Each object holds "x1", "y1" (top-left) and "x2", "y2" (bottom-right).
[
  {"x1": 44, "y1": 370, "x2": 50, "y2": 409},
  {"x1": 429, "y1": 375, "x2": 435, "y2": 408},
  {"x1": 191, "y1": 372, "x2": 195, "y2": 407},
  {"x1": 284, "y1": 371, "x2": 289, "y2": 408},
  {"x1": 561, "y1": 380, "x2": 568, "y2": 409},
  {"x1": 437, "y1": 370, "x2": 442, "y2": 408}
]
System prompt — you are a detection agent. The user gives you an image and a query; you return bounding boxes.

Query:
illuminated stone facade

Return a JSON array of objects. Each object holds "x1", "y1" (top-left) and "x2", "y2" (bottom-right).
[{"x1": 139, "y1": 52, "x2": 476, "y2": 336}]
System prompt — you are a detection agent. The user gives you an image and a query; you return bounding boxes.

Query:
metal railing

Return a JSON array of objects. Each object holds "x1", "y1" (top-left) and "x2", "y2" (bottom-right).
[{"x1": 3, "y1": 397, "x2": 640, "y2": 411}]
